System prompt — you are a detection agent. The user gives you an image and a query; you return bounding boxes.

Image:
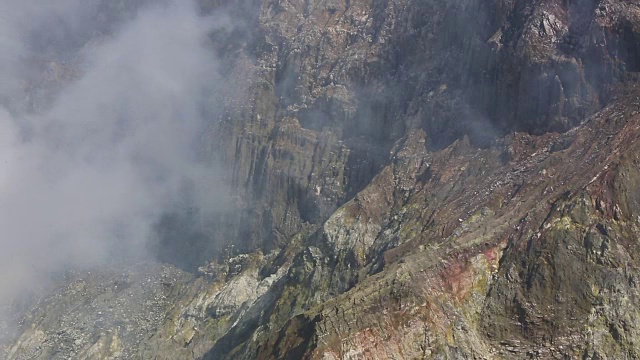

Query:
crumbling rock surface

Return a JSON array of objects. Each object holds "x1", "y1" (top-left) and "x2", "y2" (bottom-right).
[{"x1": 5, "y1": 0, "x2": 640, "y2": 359}]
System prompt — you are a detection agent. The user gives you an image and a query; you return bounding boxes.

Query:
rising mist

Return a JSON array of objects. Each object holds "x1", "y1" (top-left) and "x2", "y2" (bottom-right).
[{"x1": 0, "y1": 0, "x2": 227, "y2": 303}]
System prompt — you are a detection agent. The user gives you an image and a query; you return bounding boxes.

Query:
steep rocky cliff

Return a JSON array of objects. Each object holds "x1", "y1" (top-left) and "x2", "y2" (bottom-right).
[{"x1": 3, "y1": 0, "x2": 640, "y2": 359}]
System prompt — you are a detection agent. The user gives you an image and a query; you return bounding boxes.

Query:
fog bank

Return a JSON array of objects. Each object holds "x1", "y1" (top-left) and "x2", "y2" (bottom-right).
[{"x1": 0, "y1": 0, "x2": 225, "y2": 302}]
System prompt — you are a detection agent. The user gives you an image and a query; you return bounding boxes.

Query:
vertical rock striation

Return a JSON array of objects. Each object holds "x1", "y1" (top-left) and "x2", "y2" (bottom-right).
[{"x1": 5, "y1": 0, "x2": 640, "y2": 359}]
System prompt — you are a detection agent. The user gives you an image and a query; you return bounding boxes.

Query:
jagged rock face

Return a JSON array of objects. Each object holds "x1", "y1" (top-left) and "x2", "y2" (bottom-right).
[
  {"x1": 199, "y1": 0, "x2": 640, "y2": 259},
  {"x1": 5, "y1": 0, "x2": 640, "y2": 359}
]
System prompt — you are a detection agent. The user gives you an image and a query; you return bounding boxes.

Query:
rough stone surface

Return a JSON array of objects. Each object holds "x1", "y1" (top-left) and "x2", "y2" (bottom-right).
[{"x1": 5, "y1": 0, "x2": 640, "y2": 359}]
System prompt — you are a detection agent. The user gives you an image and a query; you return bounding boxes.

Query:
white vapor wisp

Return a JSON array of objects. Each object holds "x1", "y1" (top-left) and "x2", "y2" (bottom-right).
[{"x1": 0, "y1": 0, "x2": 224, "y2": 302}]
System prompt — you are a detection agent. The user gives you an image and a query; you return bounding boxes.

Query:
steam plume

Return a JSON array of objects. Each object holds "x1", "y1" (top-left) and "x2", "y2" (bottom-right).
[{"x1": 0, "y1": 0, "x2": 223, "y2": 302}]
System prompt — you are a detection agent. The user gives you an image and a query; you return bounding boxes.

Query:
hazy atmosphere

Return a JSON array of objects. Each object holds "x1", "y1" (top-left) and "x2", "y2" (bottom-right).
[
  {"x1": 3, "y1": 0, "x2": 640, "y2": 358},
  {"x1": 0, "y1": 0, "x2": 225, "y2": 302}
]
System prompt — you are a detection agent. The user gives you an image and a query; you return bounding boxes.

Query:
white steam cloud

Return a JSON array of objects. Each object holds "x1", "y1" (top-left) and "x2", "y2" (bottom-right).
[{"x1": 0, "y1": 0, "x2": 224, "y2": 301}]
